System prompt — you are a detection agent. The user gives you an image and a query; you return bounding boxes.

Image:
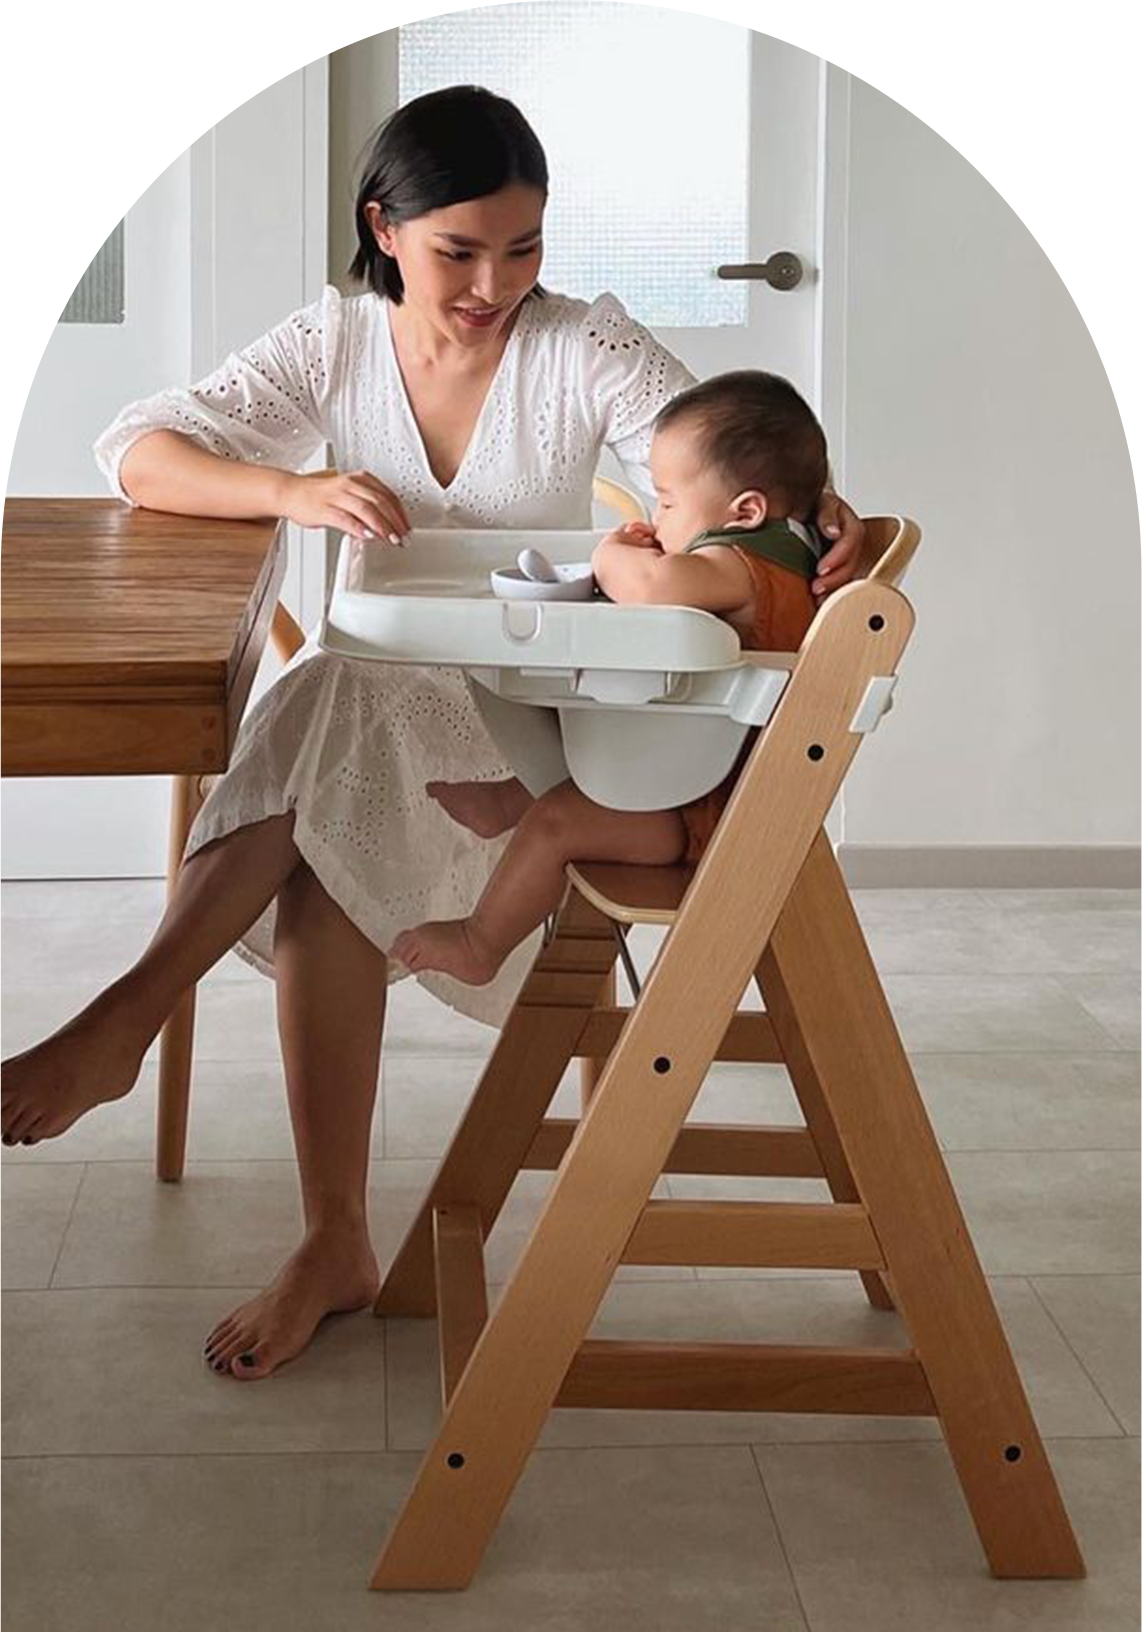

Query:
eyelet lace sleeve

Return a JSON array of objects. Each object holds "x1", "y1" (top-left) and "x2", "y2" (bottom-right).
[
  {"x1": 580, "y1": 293, "x2": 696, "y2": 506},
  {"x1": 94, "y1": 285, "x2": 343, "y2": 501}
]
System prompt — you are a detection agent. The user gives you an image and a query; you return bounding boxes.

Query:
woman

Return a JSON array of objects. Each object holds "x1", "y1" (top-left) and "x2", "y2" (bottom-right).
[{"x1": 0, "y1": 87, "x2": 863, "y2": 1379}]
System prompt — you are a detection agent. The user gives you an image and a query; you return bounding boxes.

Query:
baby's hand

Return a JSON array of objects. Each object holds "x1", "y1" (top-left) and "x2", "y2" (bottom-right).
[{"x1": 600, "y1": 520, "x2": 660, "y2": 549}]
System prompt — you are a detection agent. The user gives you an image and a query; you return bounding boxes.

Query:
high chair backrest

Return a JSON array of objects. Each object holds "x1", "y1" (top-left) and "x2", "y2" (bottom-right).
[{"x1": 858, "y1": 515, "x2": 921, "y2": 587}]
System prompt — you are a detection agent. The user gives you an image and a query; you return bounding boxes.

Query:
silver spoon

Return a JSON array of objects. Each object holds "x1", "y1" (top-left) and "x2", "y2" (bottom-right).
[{"x1": 517, "y1": 546, "x2": 559, "y2": 583}]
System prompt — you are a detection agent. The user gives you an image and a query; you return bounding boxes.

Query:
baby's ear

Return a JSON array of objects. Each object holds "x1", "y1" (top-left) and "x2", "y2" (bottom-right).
[{"x1": 727, "y1": 489, "x2": 769, "y2": 530}]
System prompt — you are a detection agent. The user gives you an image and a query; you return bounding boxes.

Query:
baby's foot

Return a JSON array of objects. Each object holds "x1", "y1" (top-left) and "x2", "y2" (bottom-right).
[
  {"x1": 426, "y1": 778, "x2": 528, "y2": 839},
  {"x1": 391, "y1": 919, "x2": 502, "y2": 985},
  {"x1": 1, "y1": 992, "x2": 148, "y2": 1146},
  {"x1": 203, "y1": 1224, "x2": 380, "y2": 1381}
]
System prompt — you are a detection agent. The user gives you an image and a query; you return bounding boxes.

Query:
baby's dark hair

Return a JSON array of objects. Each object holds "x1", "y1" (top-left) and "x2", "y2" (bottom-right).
[{"x1": 655, "y1": 371, "x2": 828, "y2": 519}]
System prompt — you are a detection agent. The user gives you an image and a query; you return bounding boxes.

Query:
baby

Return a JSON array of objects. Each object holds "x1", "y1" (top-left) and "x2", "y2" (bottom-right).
[{"x1": 391, "y1": 370, "x2": 828, "y2": 985}]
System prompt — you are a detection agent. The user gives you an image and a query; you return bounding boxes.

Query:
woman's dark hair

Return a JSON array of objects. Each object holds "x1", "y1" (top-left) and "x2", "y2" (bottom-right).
[
  {"x1": 350, "y1": 86, "x2": 549, "y2": 302},
  {"x1": 656, "y1": 371, "x2": 829, "y2": 519}
]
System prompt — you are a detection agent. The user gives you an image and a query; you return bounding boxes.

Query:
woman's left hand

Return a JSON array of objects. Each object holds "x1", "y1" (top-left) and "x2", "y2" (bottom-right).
[{"x1": 812, "y1": 492, "x2": 865, "y2": 599}]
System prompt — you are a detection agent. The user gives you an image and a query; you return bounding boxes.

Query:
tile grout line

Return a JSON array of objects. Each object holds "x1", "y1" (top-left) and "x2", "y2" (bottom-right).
[
  {"x1": 1044, "y1": 971, "x2": 1136, "y2": 1051},
  {"x1": 45, "y1": 1162, "x2": 90, "y2": 1290},
  {"x1": 1024, "y1": 1275, "x2": 1135, "y2": 1437},
  {"x1": 747, "y1": 1442, "x2": 814, "y2": 1632},
  {"x1": 1, "y1": 1428, "x2": 1133, "y2": 1465}
]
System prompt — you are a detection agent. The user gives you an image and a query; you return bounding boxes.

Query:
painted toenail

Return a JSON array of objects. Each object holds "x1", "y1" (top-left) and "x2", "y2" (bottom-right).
[
  {"x1": 213, "y1": 1361, "x2": 227, "y2": 1372},
  {"x1": 238, "y1": 1353, "x2": 256, "y2": 1367}
]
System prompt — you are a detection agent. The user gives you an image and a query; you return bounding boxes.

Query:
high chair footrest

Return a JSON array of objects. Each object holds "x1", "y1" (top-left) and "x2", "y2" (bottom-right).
[
  {"x1": 557, "y1": 1341, "x2": 936, "y2": 1416},
  {"x1": 524, "y1": 1118, "x2": 823, "y2": 1178}
]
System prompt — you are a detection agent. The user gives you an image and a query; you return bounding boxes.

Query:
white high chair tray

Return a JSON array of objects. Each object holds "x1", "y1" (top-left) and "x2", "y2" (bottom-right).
[
  {"x1": 321, "y1": 531, "x2": 741, "y2": 672},
  {"x1": 319, "y1": 531, "x2": 797, "y2": 810}
]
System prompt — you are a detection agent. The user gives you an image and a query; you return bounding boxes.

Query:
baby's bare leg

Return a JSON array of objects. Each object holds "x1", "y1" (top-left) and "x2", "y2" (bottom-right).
[
  {"x1": 426, "y1": 776, "x2": 533, "y2": 839},
  {"x1": 392, "y1": 782, "x2": 686, "y2": 984}
]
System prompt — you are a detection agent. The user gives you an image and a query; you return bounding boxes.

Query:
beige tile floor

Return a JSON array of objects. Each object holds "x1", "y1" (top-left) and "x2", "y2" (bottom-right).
[{"x1": 1, "y1": 881, "x2": 1139, "y2": 1630}]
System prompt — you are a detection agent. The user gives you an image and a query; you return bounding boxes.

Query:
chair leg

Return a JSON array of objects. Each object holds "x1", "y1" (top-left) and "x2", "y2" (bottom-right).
[
  {"x1": 755, "y1": 934, "x2": 894, "y2": 1311},
  {"x1": 579, "y1": 965, "x2": 616, "y2": 1110},
  {"x1": 375, "y1": 889, "x2": 618, "y2": 1318},
  {"x1": 760, "y1": 831, "x2": 1084, "y2": 1579},
  {"x1": 155, "y1": 774, "x2": 204, "y2": 1183}
]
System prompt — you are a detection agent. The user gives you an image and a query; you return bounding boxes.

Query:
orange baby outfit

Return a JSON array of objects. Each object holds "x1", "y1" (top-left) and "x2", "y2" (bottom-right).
[{"x1": 677, "y1": 524, "x2": 818, "y2": 864}]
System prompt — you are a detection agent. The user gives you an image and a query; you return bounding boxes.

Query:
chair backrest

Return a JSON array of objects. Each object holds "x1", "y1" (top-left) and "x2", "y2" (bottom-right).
[
  {"x1": 592, "y1": 476, "x2": 647, "y2": 524},
  {"x1": 858, "y1": 515, "x2": 921, "y2": 587}
]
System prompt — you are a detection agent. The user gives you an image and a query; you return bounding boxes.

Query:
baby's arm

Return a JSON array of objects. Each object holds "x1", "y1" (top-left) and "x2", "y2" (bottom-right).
[{"x1": 592, "y1": 536, "x2": 754, "y2": 613}]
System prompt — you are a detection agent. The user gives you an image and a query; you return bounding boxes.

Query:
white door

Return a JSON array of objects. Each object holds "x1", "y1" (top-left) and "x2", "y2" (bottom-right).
[
  {"x1": 2, "y1": 64, "x2": 328, "y2": 879},
  {"x1": 353, "y1": 8, "x2": 824, "y2": 424}
]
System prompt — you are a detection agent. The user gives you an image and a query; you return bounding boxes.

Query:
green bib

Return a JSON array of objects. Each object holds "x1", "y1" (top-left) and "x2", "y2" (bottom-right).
[{"x1": 682, "y1": 517, "x2": 821, "y2": 580}]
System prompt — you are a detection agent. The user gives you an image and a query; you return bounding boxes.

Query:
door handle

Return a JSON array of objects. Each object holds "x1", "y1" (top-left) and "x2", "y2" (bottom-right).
[{"x1": 716, "y1": 251, "x2": 805, "y2": 290}]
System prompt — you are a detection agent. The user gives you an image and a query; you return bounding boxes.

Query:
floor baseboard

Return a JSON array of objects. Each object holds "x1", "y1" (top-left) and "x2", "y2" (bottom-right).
[{"x1": 838, "y1": 845, "x2": 1141, "y2": 889}]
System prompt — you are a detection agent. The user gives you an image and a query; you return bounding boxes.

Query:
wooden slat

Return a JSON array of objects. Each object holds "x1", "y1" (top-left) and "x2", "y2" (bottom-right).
[
  {"x1": 624, "y1": 1200, "x2": 883, "y2": 1268},
  {"x1": 519, "y1": 970, "x2": 616, "y2": 1008},
  {"x1": 433, "y1": 1206, "x2": 488, "y2": 1404},
  {"x1": 523, "y1": 1118, "x2": 823, "y2": 1178},
  {"x1": 576, "y1": 1008, "x2": 782, "y2": 1062},
  {"x1": 557, "y1": 1340, "x2": 935, "y2": 1416}
]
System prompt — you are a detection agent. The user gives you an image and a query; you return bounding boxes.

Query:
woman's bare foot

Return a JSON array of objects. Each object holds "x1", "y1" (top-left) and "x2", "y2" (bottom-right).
[
  {"x1": 1, "y1": 988, "x2": 150, "y2": 1146},
  {"x1": 426, "y1": 777, "x2": 532, "y2": 839},
  {"x1": 390, "y1": 918, "x2": 502, "y2": 985},
  {"x1": 203, "y1": 1223, "x2": 381, "y2": 1381}
]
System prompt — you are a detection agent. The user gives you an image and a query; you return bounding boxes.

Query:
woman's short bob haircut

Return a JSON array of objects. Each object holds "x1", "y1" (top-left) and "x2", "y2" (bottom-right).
[{"x1": 350, "y1": 85, "x2": 549, "y2": 303}]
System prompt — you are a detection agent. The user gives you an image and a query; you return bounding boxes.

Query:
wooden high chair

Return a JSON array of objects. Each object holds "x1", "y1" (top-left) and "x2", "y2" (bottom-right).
[
  {"x1": 365, "y1": 515, "x2": 1085, "y2": 1591},
  {"x1": 155, "y1": 478, "x2": 649, "y2": 1179}
]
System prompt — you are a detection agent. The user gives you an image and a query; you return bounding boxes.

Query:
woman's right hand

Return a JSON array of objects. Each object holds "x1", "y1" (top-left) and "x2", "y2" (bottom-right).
[{"x1": 279, "y1": 468, "x2": 411, "y2": 543}]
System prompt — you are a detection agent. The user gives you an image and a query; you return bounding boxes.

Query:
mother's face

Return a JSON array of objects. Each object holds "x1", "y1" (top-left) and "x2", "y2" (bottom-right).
[{"x1": 367, "y1": 183, "x2": 545, "y2": 348}]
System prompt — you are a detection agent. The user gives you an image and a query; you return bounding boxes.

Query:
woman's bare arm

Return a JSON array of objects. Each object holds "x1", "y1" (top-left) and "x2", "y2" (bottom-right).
[
  {"x1": 120, "y1": 431, "x2": 292, "y2": 517},
  {"x1": 119, "y1": 431, "x2": 411, "y2": 539}
]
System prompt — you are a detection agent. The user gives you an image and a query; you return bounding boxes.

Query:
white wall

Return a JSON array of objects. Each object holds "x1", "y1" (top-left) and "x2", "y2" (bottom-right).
[
  {"x1": 835, "y1": 80, "x2": 1140, "y2": 855},
  {"x1": 328, "y1": 37, "x2": 398, "y2": 298}
]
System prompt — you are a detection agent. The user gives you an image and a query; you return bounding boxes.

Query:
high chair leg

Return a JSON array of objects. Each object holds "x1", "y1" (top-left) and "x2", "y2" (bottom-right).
[
  {"x1": 579, "y1": 965, "x2": 617, "y2": 1109},
  {"x1": 760, "y1": 831, "x2": 1084, "y2": 1579},
  {"x1": 374, "y1": 888, "x2": 618, "y2": 1318},
  {"x1": 754, "y1": 940, "x2": 894, "y2": 1311}
]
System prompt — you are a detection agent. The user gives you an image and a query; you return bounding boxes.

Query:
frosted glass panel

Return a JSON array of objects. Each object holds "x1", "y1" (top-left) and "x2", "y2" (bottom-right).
[
  {"x1": 0, "y1": 0, "x2": 123, "y2": 321},
  {"x1": 399, "y1": 2, "x2": 748, "y2": 327}
]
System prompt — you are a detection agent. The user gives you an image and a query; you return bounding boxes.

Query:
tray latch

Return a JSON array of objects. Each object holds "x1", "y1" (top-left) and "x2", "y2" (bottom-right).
[
  {"x1": 849, "y1": 675, "x2": 897, "y2": 734},
  {"x1": 575, "y1": 669, "x2": 670, "y2": 705}
]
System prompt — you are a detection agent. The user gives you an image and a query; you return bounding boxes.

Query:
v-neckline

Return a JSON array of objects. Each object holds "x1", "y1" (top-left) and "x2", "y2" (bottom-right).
[{"x1": 382, "y1": 298, "x2": 530, "y2": 494}]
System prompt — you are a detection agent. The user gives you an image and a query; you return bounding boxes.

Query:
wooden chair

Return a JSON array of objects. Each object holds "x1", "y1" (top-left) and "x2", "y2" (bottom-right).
[
  {"x1": 155, "y1": 477, "x2": 649, "y2": 1180},
  {"x1": 364, "y1": 514, "x2": 1085, "y2": 1591}
]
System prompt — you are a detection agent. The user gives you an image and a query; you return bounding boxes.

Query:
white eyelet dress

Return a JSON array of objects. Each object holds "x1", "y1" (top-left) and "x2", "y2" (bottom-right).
[{"x1": 94, "y1": 287, "x2": 695, "y2": 1026}]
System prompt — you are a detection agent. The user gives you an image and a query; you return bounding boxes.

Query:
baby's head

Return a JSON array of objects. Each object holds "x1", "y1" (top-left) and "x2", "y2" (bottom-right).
[{"x1": 649, "y1": 372, "x2": 828, "y2": 553}]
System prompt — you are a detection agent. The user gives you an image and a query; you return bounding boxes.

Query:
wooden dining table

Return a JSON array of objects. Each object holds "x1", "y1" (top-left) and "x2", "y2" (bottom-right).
[{"x1": 2, "y1": 497, "x2": 287, "y2": 1179}]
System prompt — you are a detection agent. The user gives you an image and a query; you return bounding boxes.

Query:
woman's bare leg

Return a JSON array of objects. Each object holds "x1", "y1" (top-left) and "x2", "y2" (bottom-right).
[
  {"x1": 203, "y1": 863, "x2": 387, "y2": 1381},
  {"x1": 1, "y1": 814, "x2": 302, "y2": 1145}
]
